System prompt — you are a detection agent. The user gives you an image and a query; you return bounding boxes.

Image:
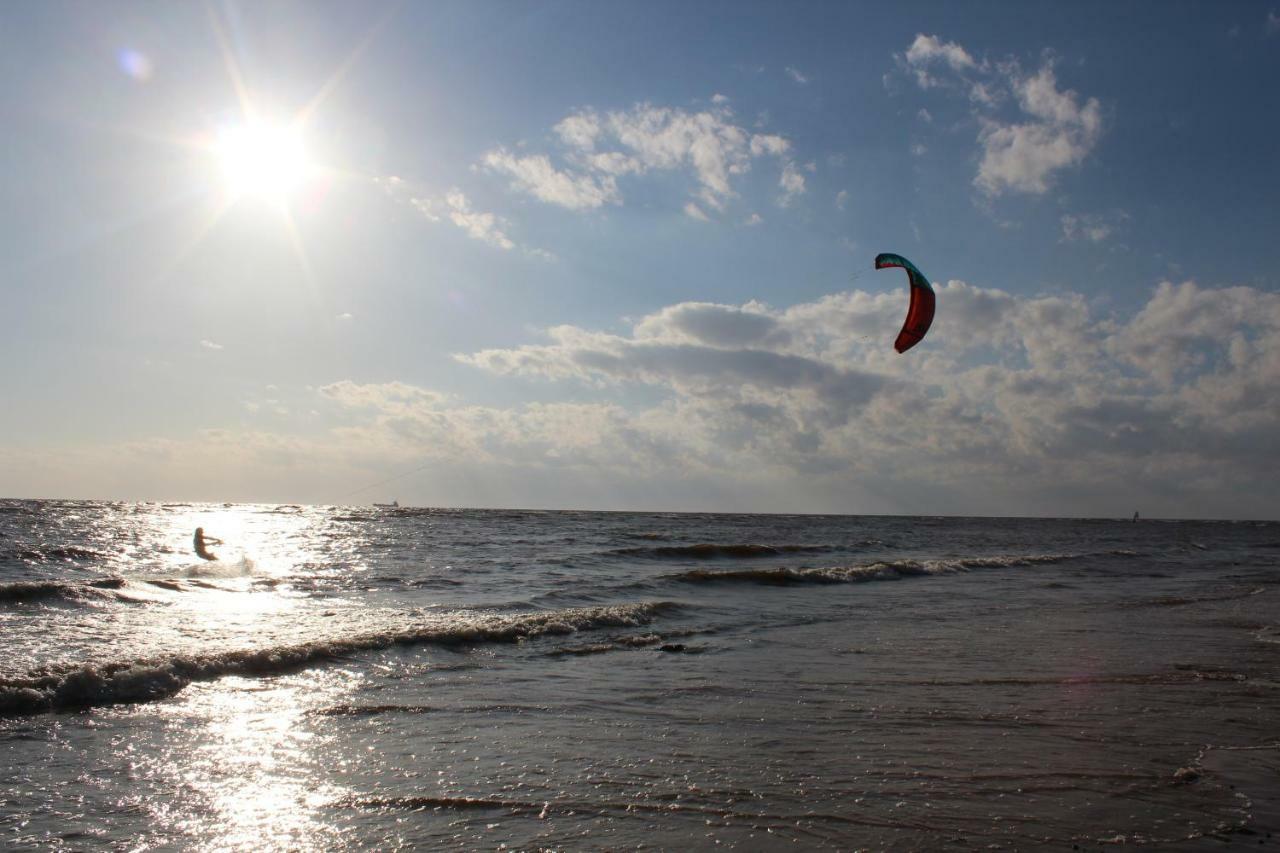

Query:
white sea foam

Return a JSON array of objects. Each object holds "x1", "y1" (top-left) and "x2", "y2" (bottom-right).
[{"x1": 0, "y1": 601, "x2": 677, "y2": 715}]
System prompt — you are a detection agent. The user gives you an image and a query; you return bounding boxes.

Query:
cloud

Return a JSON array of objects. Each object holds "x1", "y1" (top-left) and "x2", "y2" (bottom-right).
[
  {"x1": 480, "y1": 150, "x2": 620, "y2": 210},
  {"x1": 1268, "y1": 9, "x2": 1280, "y2": 34},
  {"x1": 785, "y1": 66, "x2": 810, "y2": 84},
  {"x1": 482, "y1": 101, "x2": 803, "y2": 217},
  {"x1": 200, "y1": 339, "x2": 223, "y2": 350},
  {"x1": 749, "y1": 134, "x2": 790, "y2": 157},
  {"x1": 319, "y1": 380, "x2": 448, "y2": 413},
  {"x1": 901, "y1": 34, "x2": 981, "y2": 87},
  {"x1": 1109, "y1": 280, "x2": 1280, "y2": 389},
  {"x1": 315, "y1": 383, "x2": 690, "y2": 478},
  {"x1": 554, "y1": 112, "x2": 602, "y2": 150},
  {"x1": 1060, "y1": 210, "x2": 1127, "y2": 243},
  {"x1": 14, "y1": 279, "x2": 1278, "y2": 514},
  {"x1": 779, "y1": 161, "x2": 806, "y2": 206},
  {"x1": 975, "y1": 65, "x2": 1102, "y2": 195},
  {"x1": 450, "y1": 277, "x2": 1280, "y2": 514},
  {"x1": 439, "y1": 190, "x2": 515, "y2": 250},
  {"x1": 896, "y1": 36, "x2": 1103, "y2": 197},
  {"x1": 377, "y1": 177, "x2": 541, "y2": 254},
  {"x1": 684, "y1": 201, "x2": 710, "y2": 221},
  {"x1": 835, "y1": 189, "x2": 848, "y2": 211}
]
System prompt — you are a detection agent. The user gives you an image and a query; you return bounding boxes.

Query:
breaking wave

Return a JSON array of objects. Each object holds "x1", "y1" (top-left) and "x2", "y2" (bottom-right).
[
  {"x1": 0, "y1": 577, "x2": 127, "y2": 605},
  {"x1": 0, "y1": 576, "x2": 240, "y2": 606},
  {"x1": 0, "y1": 601, "x2": 678, "y2": 716},
  {"x1": 669, "y1": 554, "x2": 1079, "y2": 585}
]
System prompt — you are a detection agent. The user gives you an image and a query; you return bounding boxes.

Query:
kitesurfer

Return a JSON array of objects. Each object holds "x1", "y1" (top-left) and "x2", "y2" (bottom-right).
[{"x1": 193, "y1": 527, "x2": 222, "y2": 561}]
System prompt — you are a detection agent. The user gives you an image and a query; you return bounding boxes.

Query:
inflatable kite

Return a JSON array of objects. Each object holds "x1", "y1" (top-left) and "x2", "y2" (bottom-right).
[{"x1": 875, "y1": 252, "x2": 935, "y2": 353}]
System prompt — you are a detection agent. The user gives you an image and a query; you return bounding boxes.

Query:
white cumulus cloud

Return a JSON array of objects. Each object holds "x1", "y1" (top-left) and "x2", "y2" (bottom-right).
[
  {"x1": 975, "y1": 65, "x2": 1102, "y2": 195},
  {"x1": 481, "y1": 149, "x2": 620, "y2": 210},
  {"x1": 896, "y1": 36, "x2": 1103, "y2": 197},
  {"x1": 902, "y1": 34, "x2": 981, "y2": 87},
  {"x1": 482, "y1": 100, "x2": 803, "y2": 218}
]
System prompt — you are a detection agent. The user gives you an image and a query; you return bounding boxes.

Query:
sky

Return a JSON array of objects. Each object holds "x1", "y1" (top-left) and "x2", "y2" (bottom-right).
[{"x1": 1, "y1": 0, "x2": 1278, "y2": 518}]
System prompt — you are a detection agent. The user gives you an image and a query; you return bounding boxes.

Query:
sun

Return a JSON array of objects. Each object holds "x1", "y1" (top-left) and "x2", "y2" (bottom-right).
[{"x1": 213, "y1": 121, "x2": 313, "y2": 200}]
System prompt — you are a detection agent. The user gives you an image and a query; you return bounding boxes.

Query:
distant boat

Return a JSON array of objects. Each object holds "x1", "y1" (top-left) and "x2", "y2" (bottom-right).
[
  {"x1": 374, "y1": 500, "x2": 399, "y2": 508},
  {"x1": 1133, "y1": 511, "x2": 1140, "y2": 522}
]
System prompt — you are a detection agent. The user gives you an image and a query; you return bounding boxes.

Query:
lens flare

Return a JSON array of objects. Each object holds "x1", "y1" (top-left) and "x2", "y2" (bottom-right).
[{"x1": 116, "y1": 48, "x2": 154, "y2": 81}]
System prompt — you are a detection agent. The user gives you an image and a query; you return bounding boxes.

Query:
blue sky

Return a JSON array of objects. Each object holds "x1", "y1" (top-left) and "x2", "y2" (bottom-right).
[{"x1": 2, "y1": 0, "x2": 1278, "y2": 517}]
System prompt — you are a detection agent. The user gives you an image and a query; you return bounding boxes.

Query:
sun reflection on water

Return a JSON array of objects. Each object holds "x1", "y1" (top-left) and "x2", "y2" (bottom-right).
[
  {"x1": 160, "y1": 672, "x2": 357, "y2": 852},
  {"x1": 133, "y1": 507, "x2": 375, "y2": 849}
]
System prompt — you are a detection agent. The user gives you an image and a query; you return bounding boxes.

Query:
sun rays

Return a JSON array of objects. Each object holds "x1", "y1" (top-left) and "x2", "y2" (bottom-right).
[{"x1": 145, "y1": 5, "x2": 396, "y2": 294}]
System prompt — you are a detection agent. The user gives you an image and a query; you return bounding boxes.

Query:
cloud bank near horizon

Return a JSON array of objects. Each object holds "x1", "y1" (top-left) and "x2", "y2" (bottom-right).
[{"x1": 7, "y1": 278, "x2": 1276, "y2": 517}]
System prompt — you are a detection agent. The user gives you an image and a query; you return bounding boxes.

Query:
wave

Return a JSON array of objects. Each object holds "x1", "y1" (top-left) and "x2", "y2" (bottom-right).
[
  {"x1": 1, "y1": 546, "x2": 106, "y2": 564},
  {"x1": 256, "y1": 506, "x2": 303, "y2": 515},
  {"x1": 0, "y1": 601, "x2": 678, "y2": 716},
  {"x1": 611, "y1": 543, "x2": 841, "y2": 560},
  {"x1": 0, "y1": 577, "x2": 127, "y2": 605},
  {"x1": 74, "y1": 576, "x2": 238, "y2": 595},
  {"x1": 874, "y1": 668, "x2": 1251, "y2": 688},
  {"x1": 333, "y1": 793, "x2": 913, "y2": 829},
  {"x1": 309, "y1": 702, "x2": 549, "y2": 717},
  {"x1": 1120, "y1": 587, "x2": 1266, "y2": 609},
  {"x1": 668, "y1": 554, "x2": 1079, "y2": 586},
  {"x1": 545, "y1": 633, "x2": 664, "y2": 657}
]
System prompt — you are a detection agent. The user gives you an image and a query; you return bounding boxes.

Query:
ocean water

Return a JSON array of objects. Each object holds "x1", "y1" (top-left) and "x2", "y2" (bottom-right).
[{"x1": 1, "y1": 500, "x2": 1278, "y2": 850}]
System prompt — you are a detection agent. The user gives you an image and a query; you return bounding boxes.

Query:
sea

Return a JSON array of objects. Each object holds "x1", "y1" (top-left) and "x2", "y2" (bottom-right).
[{"x1": 1, "y1": 499, "x2": 1278, "y2": 851}]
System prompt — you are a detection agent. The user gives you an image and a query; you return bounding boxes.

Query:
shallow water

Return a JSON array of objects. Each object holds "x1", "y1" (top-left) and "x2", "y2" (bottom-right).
[{"x1": 2, "y1": 500, "x2": 1278, "y2": 849}]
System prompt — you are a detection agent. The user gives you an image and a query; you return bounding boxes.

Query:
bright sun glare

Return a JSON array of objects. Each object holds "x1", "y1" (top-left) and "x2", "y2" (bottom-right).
[{"x1": 214, "y1": 122, "x2": 312, "y2": 199}]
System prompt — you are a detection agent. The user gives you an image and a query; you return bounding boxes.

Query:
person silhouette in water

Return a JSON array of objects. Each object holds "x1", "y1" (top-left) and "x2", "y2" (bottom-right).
[{"x1": 193, "y1": 527, "x2": 223, "y2": 561}]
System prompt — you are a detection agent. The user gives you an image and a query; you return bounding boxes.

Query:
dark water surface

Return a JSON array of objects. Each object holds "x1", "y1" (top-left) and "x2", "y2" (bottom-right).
[{"x1": 2, "y1": 499, "x2": 1278, "y2": 849}]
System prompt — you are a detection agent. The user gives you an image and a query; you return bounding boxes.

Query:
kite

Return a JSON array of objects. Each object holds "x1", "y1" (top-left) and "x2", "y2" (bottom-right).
[{"x1": 875, "y1": 252, "x2": 935, "y2": 353}]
